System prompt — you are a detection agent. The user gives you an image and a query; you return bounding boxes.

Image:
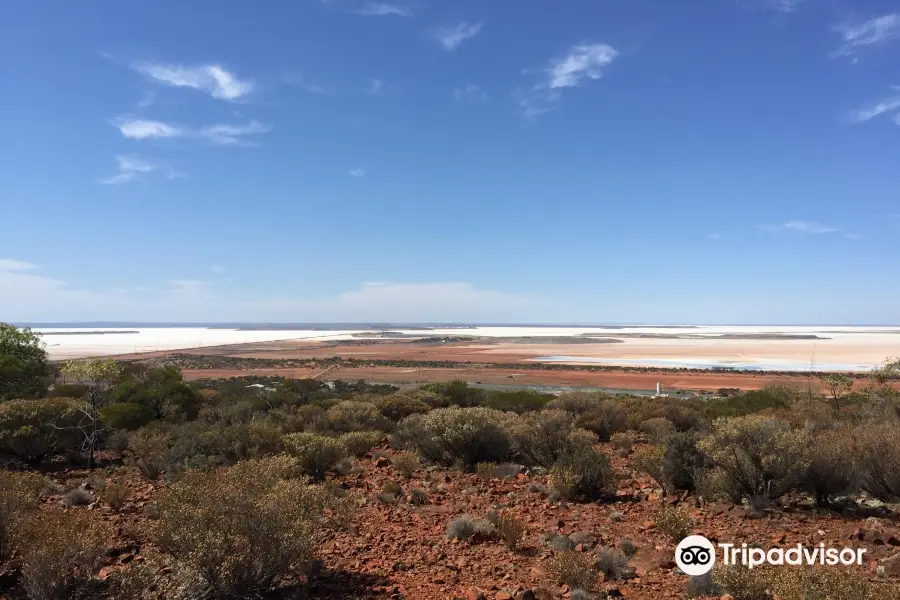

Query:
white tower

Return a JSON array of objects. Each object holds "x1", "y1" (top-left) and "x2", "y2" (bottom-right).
[{"x1": 656, "y1": 382, "x2": 661, "y2": 396}]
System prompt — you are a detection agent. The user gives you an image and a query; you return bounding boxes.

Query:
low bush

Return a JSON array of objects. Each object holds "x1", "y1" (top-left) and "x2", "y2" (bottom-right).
[
  {"x1": 631, "y1": 444, "x2": 668, "y2": 494},
  {"x1": 769, "y1": 566, "x2": 900, "y2": 600},
  {"x1": 282, "y1": 432, "x2": 346, "y2": 480},
  {"x1": 697, "y1": 415, "x2": 809, "y2": 503},
  {"x1": 654, "y1": 505, "x2": 691, "y2": 541},
  {"x1": 507, "y1": 409, "x2": 576, "y2": 468},
  {"x1": 0, "y1": 470, "x2": 43, "y2": 562},
  {"x1": 446, "y1": 514, "x2": 494, "y2": 541},
  {"x1": 638, "y1": 417, "x2": 675, "y2": 443},
  {"x1": 712, "y1": 565, "x2": 770, "y2": 600},
  {"x1": 545, "y1": 551, "x2": 597, "y2": 591},
  {"x1": 62, "y1": 487, "x2": 93, "y2": 507},
  {"x1": 0, "y1": 397, "x2": 82, "y2": 461},
  {"x1": 324, "y1": 400, "x2": 391, "y2": 433},
  {"x1": 662, "y1": 431, "x2": 703, "y2": 492},
  {"x1": 393, "y1": 407, "x2": 513, "y2": 469},
  {"x1": 374, "y1": 391, "x2": 431, "y2": 421},
  {"x1": 550, "y1": 443, "x2": 615, "y2": 502},
  {"x1": 495, "y1": 513, "x2": 526, "y2": 549},
  {"x1": 480, "y1": 389, "x2": 554, "y2": 413},
  {"x1": 18, "y1": 508, "x2": 110, "y2": 600},
  {"x1": 99, "y1": 402, "x2": 155, "y2": 431},
  {"x1": 154, "y1": 455, "x2": 329, "y2": 598},
  {"x1": 856, "y1": 422, "x2": 900, "y2": 501},
  {"x1": 595, "y1": 546, "x2": 632, "y2": 580},
  {"x1": 610, "y1": 431, "x2": 638, "y2": 453},
  {"x1": 803, "y1": 428, "x2": 859, "y2": 507},
  {"x1": 104, "y1": 483, "x2": 128, "y2": 511},
  {"x1": 339, "y1": 430, "x2": 383, "y2": 458},
  {"x1": 126, "y1": 428, "x2": 170, "y2": 481},
  {"x1": 392, "y1": 451, "x2": 420, "y2": 478},
  {"x1": 476, "y1": 461, "x2": 498, "y2": 479}
]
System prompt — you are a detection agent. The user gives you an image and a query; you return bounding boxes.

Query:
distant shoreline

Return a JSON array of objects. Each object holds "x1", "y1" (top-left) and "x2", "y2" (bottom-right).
[{"x1": 37, "y1": 330, "x2": 139, "y2": 336}]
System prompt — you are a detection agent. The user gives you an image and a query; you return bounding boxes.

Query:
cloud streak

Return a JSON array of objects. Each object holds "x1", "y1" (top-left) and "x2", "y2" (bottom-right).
[
  {"x1": 849, "y1": 88, "x2": 900, "y2": 123},
  {"x1": 831, "y1": 13, "x2": 900, "y2": 57},
  {"x1": 515, "y1": 43, "x2": 619, "y2": 118},
  {"x1": 433, "y1": 22, "x2": 483, "y2": 51},
  {"x1": 759, "y1": 220, "x2": 839, "y2": 234},
  {"x1": 132, "y1": 62, "x2": 255, "y2": 101},
  {"x1": 455, "y1": 84, "x2": 487, "y2": 103},
  {"x1": 99, "y1": 155, "x2": 183, "y2": 185},
  {"x1": 348, "y1": 168, "x2": 365, "y2": 177},
  {"x1": 356, "y1": 2, "x2": 412, "y2": 16},
  {"x1": 112, "y1": 117, "x2": 271, "y2": 145}
]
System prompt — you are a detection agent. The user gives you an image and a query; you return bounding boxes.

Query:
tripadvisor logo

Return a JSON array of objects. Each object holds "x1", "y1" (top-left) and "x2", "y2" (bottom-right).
[{"x1": 675, "y1": 535, "x2": 867, "y2": 576}]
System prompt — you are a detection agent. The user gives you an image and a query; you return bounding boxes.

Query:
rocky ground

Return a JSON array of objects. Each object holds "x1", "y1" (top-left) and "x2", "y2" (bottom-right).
[{"x1": 25, "y1": 444, "x2": 900, "y2": 600}]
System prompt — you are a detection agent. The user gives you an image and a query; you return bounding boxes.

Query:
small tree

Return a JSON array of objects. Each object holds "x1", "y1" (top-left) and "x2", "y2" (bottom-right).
[
  {"x1": 60, "y1": 359, "x2": 123, "y2": 469},
  {"x1": 819, "y1": 374, "x2": 853, "y2": 410},
  {"x1": 0, "y1": 323, "x2": 49, "y2": 401}
]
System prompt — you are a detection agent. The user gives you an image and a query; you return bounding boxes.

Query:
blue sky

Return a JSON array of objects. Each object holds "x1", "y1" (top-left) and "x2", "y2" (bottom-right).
[{"x1": 1, "y1": 0, "x2": 899, "y2": 324}]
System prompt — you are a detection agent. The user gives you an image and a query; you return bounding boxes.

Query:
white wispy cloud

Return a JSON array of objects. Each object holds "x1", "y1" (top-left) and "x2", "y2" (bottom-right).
[
  {"x1": 366, "y1": 78, "x2": 393, "y2": 96},
  {"x1": 132, "y1": 62, "x2": 255, "y2": 101},
  {"x1": 113, "y1": 118, "x2": 185, "y2": 140},
  {"x1": 99, "y1": 155, "x2": 158, "y2": 185},
  {"x1": 433, "y1": 22, "x2": 483, "y2": 51},
  {"x1": 356, "y1": 2, "x2": 412, "y2": 16},
  {"x1": 454, "y1": 84, "x2": 487, "y2": 103},
  {"x1": 515, "y1": 43, "x2": 619, "y2": 118},
  {"x1": 348, "y1": 168, "x2": 366, "y2": 177},
  {"x1": 893, "y1": 113, "x2": 900, "y2": 126},
  {"x1": 760, "y1": 220, "x2": 839, "y2": 234},
  {"x1": 111, "y1": 117, "x2": 270, "y2": 145},
  {"x1": 284, "y1": 72, "x2": 330, "y2": 94},
  {"x1": 197, "y1": 121, "x2": 271, "y2": 145},
  {"x1": 0, "y1": 259, "x2": 37, "y2": 271},
  {"x1": 831, "y1": 13, "x2": 900, "y2": 57},
  {"x1": 99, "y1": 155, "x2": 184, "y2": 185},
  {"x1": 849, "y1": 88, "x2": 900, "y2": 123},
  {"x1": 708, "y1": 233, "x2": 722, "y2": 240},
  {"x1": 137, "y1": 91, "x2": 157, "y2": 109},
  {"x1": 211, "y1": 266, "x2": 226, "y2": 274},
  {"x1": 765, "y1": 0, "x2": 803, "y2": 13}
]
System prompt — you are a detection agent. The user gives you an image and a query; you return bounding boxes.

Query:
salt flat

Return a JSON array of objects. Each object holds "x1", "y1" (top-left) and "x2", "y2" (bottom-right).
[{"x1": 34, "y1": 325, "x2": 900, "y2": 371}]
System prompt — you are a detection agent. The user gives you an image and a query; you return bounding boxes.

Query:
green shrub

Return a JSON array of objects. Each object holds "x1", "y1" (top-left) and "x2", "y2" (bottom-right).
[
  {"x1": 126, "y1": 428, "x2": 171, "y2": 480},
  {"x1": 549, "y1": 393, "x2": 626, "y2": 441},
  {"x1": 480, "y1": 389, "x2": 554, "y2": 413},
  {"x1": 393, "y1": 407, "x2": 513, "y2": 469},
  {"x1": 663, "y1": 431, "x2": 703, "y2": 492},
  {"x1": 154, "y1": 456, "x2": 329, "y2": 598},
  {"x1": 803, "y1": 428, "x2": 859, "y2": 507},
  {"x1": 18, "y1": 508, "x2": 110, "y2": 600},
  {"x1": 339, "y1": 430, "x2": 384, "y2": 457},
  {"x1": 421, "y1": 380, "x2": 484, "y2": 407},
  {"x1": 631, "y1": 444, "x2": 669, "y2": 495},
  {"x1": 610, "y1": 431, "x2": 638, "y2": 453},
  {"x1": 476, "y1": 461, "x2": 498, "y2": 479},
  {"x1": 638, "y1": 417, "x2": 675, "y2": 443},
  {"x1": 712, "y1": 565, "x2": 771, "y2": 600},
  {"x1": 324, "y1": 400, "x2": 391, "y2": 433},
  {"x1": 697, "y1": 415, "x2": 809, "y2": 503},
  {"x1": 550, "y1": 443, "x2": 615, "y2": 502},
  {"x1": 507, "y1": 409, "x2": 577, "y2": 468},
  {"x1": 283, "y1": 432, "x2": 346, "y2": 480},
  {"x1": 99, "y1": 402, "x2": 155, "y2": 430},
  {"x1": 0, "y1": 398, "x2": 82, "y2": 461},
  {"x1": 374, "y1": 391, "x2": 431, "y2": 421},
  {"x1": 0, "y1": 470, "x2": 43, "y2": 563},
  {"x1": 857, "y1": 422, "x2": 900, "y2": 501}
]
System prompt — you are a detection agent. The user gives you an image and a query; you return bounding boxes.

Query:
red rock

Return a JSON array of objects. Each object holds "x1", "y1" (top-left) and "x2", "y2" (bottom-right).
[
  {"x1": 534, "y1": 590, "x2": 552, "y2": 600},
  {"x1": 772, "y1": 533, "x2": 786, "y2": 544},
  {"x1": 375, "y1": 456, "x2": 391, "y2": 467},
  {"x1": 496, "y1": 593, "x2": 513, "y2": 600},
  {"x1": 466, "y1": 588, "x2": 487, "y2": 600},
  {"x1": 97, "y1": 566, "x2": 117, "y2": 580}
]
